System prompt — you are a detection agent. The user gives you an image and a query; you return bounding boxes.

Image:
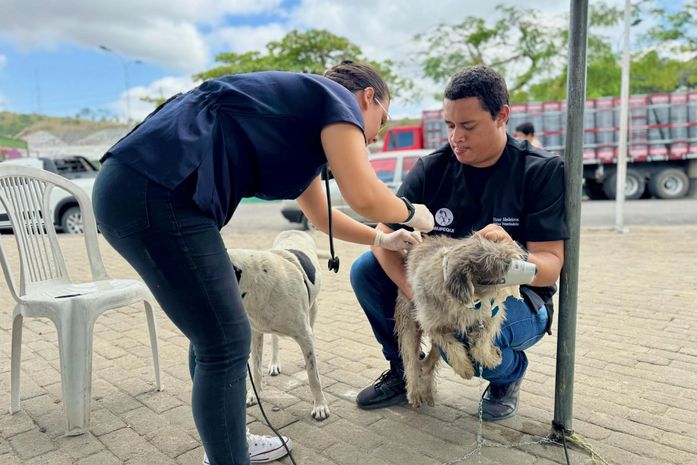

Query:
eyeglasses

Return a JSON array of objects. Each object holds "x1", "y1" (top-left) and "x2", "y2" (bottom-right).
[{"x1": 375, "y1": 99, "x2": 391, "y2": 130}]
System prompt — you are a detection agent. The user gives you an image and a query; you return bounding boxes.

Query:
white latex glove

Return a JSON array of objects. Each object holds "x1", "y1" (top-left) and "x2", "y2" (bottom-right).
[
  {"x1": 404, "y1": 203, "x2": 434, "y2": 233},
  {"x1": 374, "y1": 229, "x2": 424, "y2": 252}
]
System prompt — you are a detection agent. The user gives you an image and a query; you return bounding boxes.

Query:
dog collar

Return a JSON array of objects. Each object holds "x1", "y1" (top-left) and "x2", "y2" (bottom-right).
[
  {"x1": 443, "y1": 249, "x2": 500, "y2": 318},
  {"x1": 473, "y1": 299, "x2": 500, "y2": 317}
]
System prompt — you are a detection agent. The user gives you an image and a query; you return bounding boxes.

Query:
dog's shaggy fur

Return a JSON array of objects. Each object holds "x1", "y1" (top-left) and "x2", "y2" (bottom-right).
[
  {"x1": 227, "y1": 230, "x2": 330, "y2": 420},
  {"x1": 395, "y1": 234, "x2": 524, "y2": 408}
]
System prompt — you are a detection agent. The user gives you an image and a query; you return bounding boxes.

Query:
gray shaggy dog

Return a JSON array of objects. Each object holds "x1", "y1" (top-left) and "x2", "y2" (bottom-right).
[
  {"x1": 395, "y1": 234, "x2": 525, "y2": 408},
  {"x1": 227, "y1": 230, "x2": 330, "y2": 420}
]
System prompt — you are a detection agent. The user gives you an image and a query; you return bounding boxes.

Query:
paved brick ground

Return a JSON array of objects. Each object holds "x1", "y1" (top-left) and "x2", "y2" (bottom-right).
[{"x1": 0, "y1": 213, "x2": 696, "y2": 464}]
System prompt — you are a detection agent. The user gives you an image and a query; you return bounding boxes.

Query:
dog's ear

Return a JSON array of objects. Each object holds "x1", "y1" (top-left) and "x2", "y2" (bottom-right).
[{"x1": 445, "y1": 259, "x2": 476, "y2": 306}]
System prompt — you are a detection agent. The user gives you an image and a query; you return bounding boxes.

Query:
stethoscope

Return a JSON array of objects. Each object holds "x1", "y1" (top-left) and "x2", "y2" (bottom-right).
[{"x1": 322, "y1": 165, "x2": 341, "y2": 273}]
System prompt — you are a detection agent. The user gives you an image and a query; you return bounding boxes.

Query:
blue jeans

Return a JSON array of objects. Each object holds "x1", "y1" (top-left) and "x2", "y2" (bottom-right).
[
  {"x1": 350, "y1": 251, "x2": 548, "y2": 385},
  {"x1": 93, "y1": 158, "x2": 251, "y2": 465}
]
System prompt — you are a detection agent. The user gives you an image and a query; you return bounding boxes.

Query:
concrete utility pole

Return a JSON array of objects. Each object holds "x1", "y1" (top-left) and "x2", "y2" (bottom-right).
[{"x1": 615, "y1": 0, "x2": 632, "y2": 234}]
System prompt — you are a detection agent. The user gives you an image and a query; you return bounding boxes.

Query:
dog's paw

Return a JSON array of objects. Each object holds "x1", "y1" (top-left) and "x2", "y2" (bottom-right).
[
  {"x1": 452, "y1": 362, "x2": 475, "y2": 380},
  {"x1": 488, "y1": 348, "x2": 503, "y2": 368},
  {"x1": 477, "y1": 346, "x2": 503, "y2": 369},
  {"x1": 311, "y1": 403, "x2": 330, "y2": 421},
  {"x1": 425, "y1": 394, "x2": 435, "y2": 407},
  {"x1": 407, "y1": 391, "x2": 422, "y2": 408},
  {"x1": 267, "y1": 362, "x2": 282, "y2": 376},
  {"x1": 407, "y1": 390, "x2": 434, "y2": 408},
  {"x1": 407, "y1": 382, "x2": 434, "y2": 408},
  {"x1": 246, "y1": 391, "x2": 258, "y2": 407}
]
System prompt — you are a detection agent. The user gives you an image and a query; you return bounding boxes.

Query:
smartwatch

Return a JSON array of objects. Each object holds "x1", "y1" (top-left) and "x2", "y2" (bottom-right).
[{"x1": 401, "y1": 197, "x2": 415, "y2": 223}]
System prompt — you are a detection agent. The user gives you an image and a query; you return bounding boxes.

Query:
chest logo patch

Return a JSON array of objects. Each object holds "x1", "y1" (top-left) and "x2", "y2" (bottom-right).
[{"x1": 435, "y1": 208, "x2": 454, "y2": 226}]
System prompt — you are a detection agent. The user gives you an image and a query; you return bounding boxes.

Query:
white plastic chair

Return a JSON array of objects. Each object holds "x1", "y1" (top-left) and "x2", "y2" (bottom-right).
[{"x1": 0, "y1": 164, "x2": 162, "y2": 436}]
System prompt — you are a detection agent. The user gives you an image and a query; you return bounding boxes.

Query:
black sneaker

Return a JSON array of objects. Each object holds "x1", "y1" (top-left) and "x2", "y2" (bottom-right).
[
  {"x1": 481, "y1": 379, "x2": 522, "y2": 421},
  {"x1": 356, "y1": 369, "x2": 408, "y2": 410}
]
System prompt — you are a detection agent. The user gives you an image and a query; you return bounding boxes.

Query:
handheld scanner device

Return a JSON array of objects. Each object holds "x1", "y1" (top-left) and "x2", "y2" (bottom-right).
[{"x1": 479, "y1": 260, "x2": 537, "y2": 286}]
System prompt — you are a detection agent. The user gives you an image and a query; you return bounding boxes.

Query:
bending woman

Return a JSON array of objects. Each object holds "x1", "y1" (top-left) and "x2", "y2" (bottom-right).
[{"x1": 92, "y1": 61, "x2": 434, "y2": 465}]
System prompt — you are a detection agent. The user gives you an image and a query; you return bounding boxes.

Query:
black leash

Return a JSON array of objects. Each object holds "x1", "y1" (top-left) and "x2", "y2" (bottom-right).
[
  {"x1": 247, "y1": 363, "x2": 298, "y2": 465},
  {"x1": 561, "y1": 429, "x2": 571, "y2": 465},
  {"x1": 553, "y1": 420, "x2": 573, "y2": 465},
  {"x1": 240, "y1": 168, "x2": 336, "y2": 463}
]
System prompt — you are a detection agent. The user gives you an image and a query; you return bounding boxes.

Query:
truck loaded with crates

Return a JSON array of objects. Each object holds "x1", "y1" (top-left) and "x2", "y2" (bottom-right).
[{"x1": 382, "y1": 91, "x2": 697, "y2": 200}]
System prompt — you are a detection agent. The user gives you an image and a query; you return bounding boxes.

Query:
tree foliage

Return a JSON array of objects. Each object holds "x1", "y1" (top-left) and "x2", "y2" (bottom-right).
[
  {"x1": 525, "y1": 1, "x2": 697, "y2": 102},
  {"x1": 642, "y1": 0, "x2": 697, "y2": 54},
  {"x1": 414, "y1": 4, "x2": 567, "y2": 95},
  {"x1": 195, "y1": 29, "x2": 412, "y2": 97},
  {"x1": 414, "y1": 1, "x2": 696, "y2": 103}
]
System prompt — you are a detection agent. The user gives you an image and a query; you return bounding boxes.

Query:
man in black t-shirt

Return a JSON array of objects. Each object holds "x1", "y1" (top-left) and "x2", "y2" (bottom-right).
[{"x1": 350, "y1": 66, "x2": 568, "y2": 421}]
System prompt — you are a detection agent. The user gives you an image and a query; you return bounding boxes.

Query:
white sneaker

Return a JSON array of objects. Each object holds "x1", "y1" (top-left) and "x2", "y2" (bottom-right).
[
  {"x1": 202, "y1": 431, "x2": 292, "y2": 464},
  {"x1": 247, "y1": 431, "x2": 292, "y2": 463}
]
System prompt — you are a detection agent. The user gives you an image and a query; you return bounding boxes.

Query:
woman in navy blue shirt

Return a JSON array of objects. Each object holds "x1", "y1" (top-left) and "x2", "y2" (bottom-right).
[{"x1": 92, "y1": 61, "x2": 434, "y2": 465}]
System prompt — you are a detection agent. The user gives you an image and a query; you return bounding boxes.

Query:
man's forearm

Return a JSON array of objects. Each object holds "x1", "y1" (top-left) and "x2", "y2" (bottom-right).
[
  {"x1": 527, "y1": 251, "x2": 564, "y2": 287},
  {"x1": 371, "y1": 227, "x2": 413, "y2": 299}
]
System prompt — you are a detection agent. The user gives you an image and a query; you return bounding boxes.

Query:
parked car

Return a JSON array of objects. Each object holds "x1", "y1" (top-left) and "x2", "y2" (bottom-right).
[
  {"x1": 0, "y1": 155, "x2": 99, "y2": 234},
  {"x1": 281, "y1": 149, "x2": 431, "y2": 229}
]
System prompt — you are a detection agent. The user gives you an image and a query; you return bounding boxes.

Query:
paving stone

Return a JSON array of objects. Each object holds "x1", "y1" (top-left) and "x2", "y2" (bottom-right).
[
  {"x1": 0, "y1": 410, "x2": 36, "y2": 438},
  {"x1": 0, "y1": 221, "x2": 696, "y2": 464},
  {"x1": 21, "y1": 450, "x2": 74, "y2": 465},
  {"x1": 146, "y1": 425, "x2": 199, "y2": 458},
  {"x1": 8, "y1": 430, "x2": 55, "y2": 460},
  {"x1": 100, "y1": 426, "x2": 162, "y2": 462},
  {"x1": 55, "y1": 432, "x2": 104, "y2": 460},
  {"x1": 88, "y1": 409, "x2": 128, "y2": 437},
  {"x1": 76, "y1": 450, "x2": 123, "y2": 465}
]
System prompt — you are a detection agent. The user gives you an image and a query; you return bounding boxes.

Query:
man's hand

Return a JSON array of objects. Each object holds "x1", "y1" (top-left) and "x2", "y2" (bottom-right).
[{"x1": 476, "y1": 224, "x2": 512, "y2": 242}]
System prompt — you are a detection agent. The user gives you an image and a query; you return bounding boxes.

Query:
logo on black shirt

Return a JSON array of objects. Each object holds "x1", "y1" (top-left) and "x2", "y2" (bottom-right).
[
  {"x1": 493, "y1": 216, "x2": 520, "y2": 227},
  {"x1": 435, "y1": 208, "x2": 454, "y2": 226}
]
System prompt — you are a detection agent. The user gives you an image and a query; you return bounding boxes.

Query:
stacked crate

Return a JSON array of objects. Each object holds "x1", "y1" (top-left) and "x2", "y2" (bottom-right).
[{"x1": 506, "y1": 90, "x2": 696, "y2": 162}]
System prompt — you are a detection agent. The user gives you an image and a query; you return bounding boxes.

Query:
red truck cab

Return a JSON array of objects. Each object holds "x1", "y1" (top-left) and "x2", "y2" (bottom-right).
[
  {"x1": 382, "y1": 124, "x2": 423, "y2": 151},
  {"x1": 382, "y1": 110, "x2": 448, "y2": 151}
]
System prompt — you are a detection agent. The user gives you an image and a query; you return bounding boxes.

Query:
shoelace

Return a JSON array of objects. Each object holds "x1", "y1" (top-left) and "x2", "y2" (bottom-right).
[
  {"x1": 373, "y1": 369, "x2": 403, "y2": 388},
  {"x1": 247, "y1": 432, "x2": 280, "y2": 448}
]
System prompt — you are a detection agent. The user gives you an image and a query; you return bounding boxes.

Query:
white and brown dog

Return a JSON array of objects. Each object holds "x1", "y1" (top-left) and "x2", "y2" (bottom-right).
[
  {"x1": 227, "y1": 230, "x2": 330, "y2": 420},
  {"x1": 395, "y1": 234, "x2": 524, "y2": 408}
]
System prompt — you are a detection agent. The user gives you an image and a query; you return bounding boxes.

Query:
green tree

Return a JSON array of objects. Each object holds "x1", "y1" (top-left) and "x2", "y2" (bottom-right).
[
  {"x1": 413, "y1": 2, "x2": 632, "y2": 102},
  {"x1": 630, "y1": 51, "x2": 697, "y2": 93},
  {"x1": 414, "y1": 4, "x2": 567, "y2": 96},
  {"x1": 642, "y1": 0, "x2": 697, "y2": 55},
  {"x1": 527, "y1": 50, "x2": 697, "y2": 102},
  {"x1": 196, "y1": 29, "x2": 412, "y2": 98},
  {"x1": 514, "y1": 1, "x2": 697, "y2": 102}
]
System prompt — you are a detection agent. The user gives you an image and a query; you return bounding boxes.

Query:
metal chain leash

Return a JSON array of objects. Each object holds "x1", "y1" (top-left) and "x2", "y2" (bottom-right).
[
  {"x1": 441, "y1": 312, "x2": 562, "y2": 465},
  {"x1": 440, "y1": 352, "x2": 612, "y2": 465}
]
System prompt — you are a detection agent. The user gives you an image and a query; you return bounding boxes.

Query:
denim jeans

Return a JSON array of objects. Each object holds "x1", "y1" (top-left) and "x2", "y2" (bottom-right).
[
  {"x1": 93, "y1": 158, "x2": 251, "y2": 465},
  {"x1": 350, "y1": 251, "x2": 548, "y2": 385}
]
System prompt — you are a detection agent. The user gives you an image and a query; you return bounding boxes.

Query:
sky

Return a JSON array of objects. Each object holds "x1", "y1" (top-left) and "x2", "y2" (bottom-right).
[{"x1": 0, "y1": 0, "x2": 684, "y2": 124}]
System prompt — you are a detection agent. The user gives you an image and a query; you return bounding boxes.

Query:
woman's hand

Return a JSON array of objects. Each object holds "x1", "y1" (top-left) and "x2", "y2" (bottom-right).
[
  {"x1": 404, "y1": 203, "x2": 434, "y2": 233},
  {"x1": 375, "y1": 229, "x2": 423, "y2": 252}
]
